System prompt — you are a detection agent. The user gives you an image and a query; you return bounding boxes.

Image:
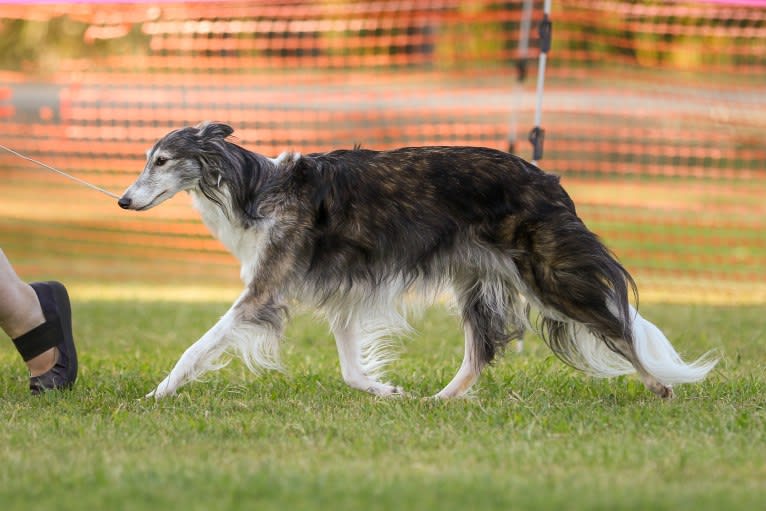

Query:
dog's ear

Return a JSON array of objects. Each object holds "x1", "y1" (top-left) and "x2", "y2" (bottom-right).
[{"x1": 196, "y1": 121, "x2": 234, "y2": 140}]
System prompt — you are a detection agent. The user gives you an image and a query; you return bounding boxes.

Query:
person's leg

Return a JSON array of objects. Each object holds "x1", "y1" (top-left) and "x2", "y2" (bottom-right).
[{"x1": 0, "y1": 249, "x2": 58, "y2": 376}]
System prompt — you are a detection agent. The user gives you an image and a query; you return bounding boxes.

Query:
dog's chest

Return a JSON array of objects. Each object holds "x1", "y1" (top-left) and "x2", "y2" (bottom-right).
[{"x1": 191, "y1": 191, "x2": 268, "y2": 283}]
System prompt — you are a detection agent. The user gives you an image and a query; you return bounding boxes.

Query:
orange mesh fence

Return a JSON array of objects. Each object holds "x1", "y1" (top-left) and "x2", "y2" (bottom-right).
[{"x1": 0, "y1": 0, "x2": 764, "y2": 302}]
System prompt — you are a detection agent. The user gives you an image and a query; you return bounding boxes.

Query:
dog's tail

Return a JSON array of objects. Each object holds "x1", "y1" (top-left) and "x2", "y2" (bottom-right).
[
  {"x1": 627, "y1": 306, "x2": 718, "y2": 385},
  {"x1": 537, "y1": 306, "x2": 717, "y2": 386},
  {"x1": 535, "y1": 293, "x2": 718, "y2": 388},
  {"x1": 518, "y1": 210, "x2": 717, "y2": 387}
]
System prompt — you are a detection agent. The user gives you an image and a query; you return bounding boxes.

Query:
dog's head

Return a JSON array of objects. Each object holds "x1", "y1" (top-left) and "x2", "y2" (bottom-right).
[{"x1": 118, "y1": 121, "x2": 234, "y2": 210}]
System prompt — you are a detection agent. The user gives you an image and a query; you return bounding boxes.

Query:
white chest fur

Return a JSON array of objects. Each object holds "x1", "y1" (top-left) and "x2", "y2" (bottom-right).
[{"x1": 190, "y1": 189, "x2": 270, "y2": 284}]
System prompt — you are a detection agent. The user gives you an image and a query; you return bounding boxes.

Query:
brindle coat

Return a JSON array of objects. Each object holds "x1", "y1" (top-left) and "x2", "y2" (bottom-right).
[{"x1": 119, "y1": 122, "x2": 715, "y2": 399}]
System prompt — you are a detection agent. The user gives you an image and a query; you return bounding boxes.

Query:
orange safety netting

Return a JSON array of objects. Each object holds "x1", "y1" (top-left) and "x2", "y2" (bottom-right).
[{"x1": 0, "y1": 0, "x2": 764, "y2": 302}]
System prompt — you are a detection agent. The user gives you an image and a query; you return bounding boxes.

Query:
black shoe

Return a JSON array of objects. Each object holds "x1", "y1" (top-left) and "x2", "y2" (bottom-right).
[{"x1": 11, "y1": 281, "x2": 78, "y2": 395}]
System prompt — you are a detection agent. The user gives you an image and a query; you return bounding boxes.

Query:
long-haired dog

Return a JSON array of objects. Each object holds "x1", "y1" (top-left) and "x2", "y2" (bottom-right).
[{"x1": 119, "y1": 122, "x2": 716, "y2": 399}]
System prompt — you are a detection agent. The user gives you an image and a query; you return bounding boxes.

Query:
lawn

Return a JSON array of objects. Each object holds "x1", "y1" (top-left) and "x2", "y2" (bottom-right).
[{"x1": 1, "y1": 297, "x2": 764, "y2": 510}]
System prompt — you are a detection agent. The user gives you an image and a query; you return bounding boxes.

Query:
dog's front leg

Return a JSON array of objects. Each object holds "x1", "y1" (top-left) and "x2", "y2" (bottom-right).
[
  {"x1": 332, "y1": 320, "x2": 405, "y2": 397},
  {"x1": 148, "y1": 226, "x2": 299, "y2": 399},
  {"x1": 148, "y1": 289, "x2": 255, "y2": 398}
]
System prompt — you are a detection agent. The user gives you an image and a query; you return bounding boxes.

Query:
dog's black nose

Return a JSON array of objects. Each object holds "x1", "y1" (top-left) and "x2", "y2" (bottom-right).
[{"x1": 118, "y1": 197, "x2": 132, "y2": 209}]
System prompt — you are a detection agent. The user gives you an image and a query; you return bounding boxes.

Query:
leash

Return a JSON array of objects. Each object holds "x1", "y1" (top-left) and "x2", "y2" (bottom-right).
[{"x1": 0, "y1": 143, "x2": 120, "y2": 199}]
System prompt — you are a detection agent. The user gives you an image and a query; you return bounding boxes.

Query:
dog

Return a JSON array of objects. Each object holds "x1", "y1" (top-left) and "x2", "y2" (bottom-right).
[{"x1": 118, "y1": 121, "x2": 717, "y2": 399}]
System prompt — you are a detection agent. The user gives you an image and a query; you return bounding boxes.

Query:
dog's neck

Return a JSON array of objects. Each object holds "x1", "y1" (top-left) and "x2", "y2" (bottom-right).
[
  {"x1": 190, "y1": 187, "x2": 240, "y2": 251},
  {"x1": 189, "y1": 149, "x2": 302, "y2": 283},
  {"x1": 190, "y1": 186, "x2": 273, "y2": 284}
]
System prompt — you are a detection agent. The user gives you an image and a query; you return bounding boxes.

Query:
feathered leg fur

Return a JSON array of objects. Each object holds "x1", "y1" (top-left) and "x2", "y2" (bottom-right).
[
  {"x1": 148, "y1": 288, "x2": 284, "y2": 398},
  {"x1": 331, "y1": 314, "x2": 405, "y2": 396}
]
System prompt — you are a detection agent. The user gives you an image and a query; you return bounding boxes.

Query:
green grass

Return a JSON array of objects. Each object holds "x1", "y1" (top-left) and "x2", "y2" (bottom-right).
[{"x1": 1, "y1": 300, "x2": 765, "y2": 510}]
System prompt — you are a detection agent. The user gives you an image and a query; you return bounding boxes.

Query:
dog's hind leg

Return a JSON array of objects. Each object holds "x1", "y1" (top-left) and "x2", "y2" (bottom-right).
[
  {"x1": 331, "y1": 318, "x2": 404, "y2": 397},
  {"x1": 510, "y1": 211, "x2": 715, "y2": 397},
  {"x1": 148, "y1": 289, "x2": 284, "y2": 398},
  {"x1": 435, "y1": 279, "x2": 519, "y2": 399},
  {"x1": 434, "y1": 322, "x2": 483, "y2": 399}
]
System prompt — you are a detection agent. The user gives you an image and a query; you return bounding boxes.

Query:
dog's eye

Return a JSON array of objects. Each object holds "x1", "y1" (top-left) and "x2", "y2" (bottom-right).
[{"x1": 155, "y1": 156, "x2": 168, "y2": 166}]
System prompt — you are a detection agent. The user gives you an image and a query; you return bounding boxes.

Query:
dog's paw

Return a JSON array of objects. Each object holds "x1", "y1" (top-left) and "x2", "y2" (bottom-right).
[
  {"x1": 432, "y1": 388, "x2": 475, "y2": 400},
  {"x1": 658, "y1": 385, "x2": 674, "y2": 400},
  {"x1": 366, "y1": 382, "x2": 407, "y2": 397},
  {"x1": 146, "y1": 377, "x2": 177, "y2": 399},
  {"x1": 643, "y1": 379, "x2": 674, "y2": 400},
  {"x1": 146, "y1": 387, "x2": 176, "y2": 399},
  {"x1": 344, "y1": 376, "x2": 407, "y2": 397}
]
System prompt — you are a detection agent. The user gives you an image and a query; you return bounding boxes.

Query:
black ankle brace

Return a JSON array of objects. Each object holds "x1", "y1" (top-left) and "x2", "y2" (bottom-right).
[
  {"x1": 11, "y1": 282, "x2": 60, "y2": 361},
  {"x1": 12, "y1": 319, "x2": 59, "y2": 361}
]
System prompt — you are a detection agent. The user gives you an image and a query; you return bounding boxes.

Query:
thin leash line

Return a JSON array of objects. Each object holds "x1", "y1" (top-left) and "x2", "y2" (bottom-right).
[{"x1": 0, "y1": 143, "x2": 120, "y2": 199}]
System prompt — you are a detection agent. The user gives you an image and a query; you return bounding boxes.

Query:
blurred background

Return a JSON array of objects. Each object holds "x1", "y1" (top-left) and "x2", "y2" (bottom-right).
[{"x1": 0, "y1": 0, "x2": 764, "y2": 303}]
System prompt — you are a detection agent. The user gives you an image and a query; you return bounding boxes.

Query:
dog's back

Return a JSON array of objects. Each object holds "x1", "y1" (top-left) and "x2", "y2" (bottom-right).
[
  {"x1": 309, "y1": 145, "x2": 574, "y2": 226},
  {"x1": 298, "y1": 146, "x2": 575, "y2": 286}
]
